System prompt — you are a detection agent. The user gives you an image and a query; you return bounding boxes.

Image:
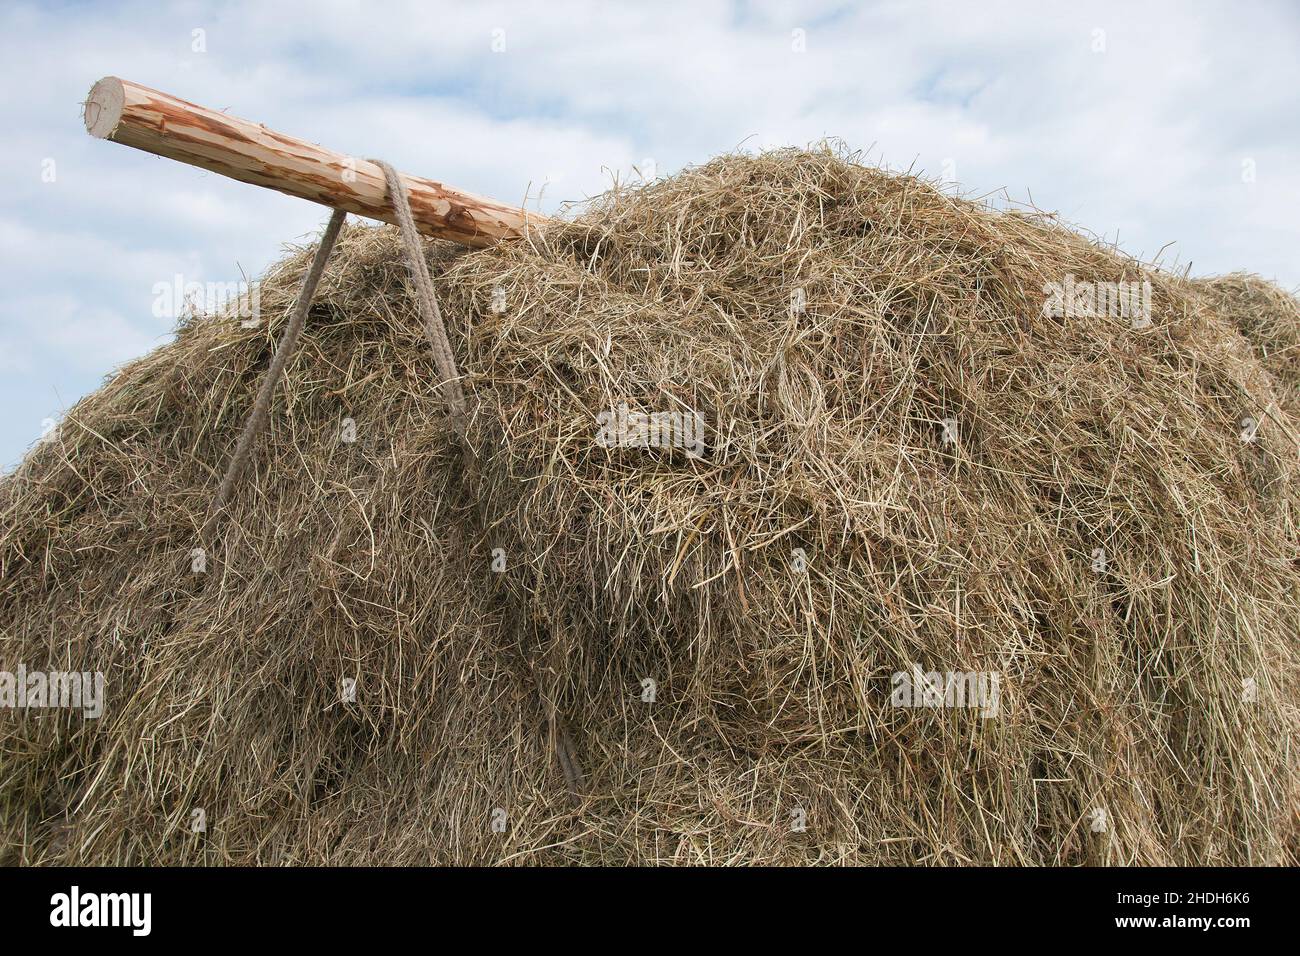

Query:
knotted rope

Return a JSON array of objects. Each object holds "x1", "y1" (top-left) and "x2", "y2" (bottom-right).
[{"x1": 201, "y1": 162, "x2": 585, "y2": 807}]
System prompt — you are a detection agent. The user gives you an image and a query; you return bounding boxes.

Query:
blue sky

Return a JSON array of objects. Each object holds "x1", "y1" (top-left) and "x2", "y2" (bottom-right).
[{"x1": 2, "y1": 0, "x2": 1298, "y2": 469}]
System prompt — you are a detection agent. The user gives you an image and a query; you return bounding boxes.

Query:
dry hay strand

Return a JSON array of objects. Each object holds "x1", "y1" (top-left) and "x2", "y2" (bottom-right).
[
  {"x1": 1193, "y1": 272, "x2": 1300, "y2": 416},
  {"x1": 2, "y1": 145, "x2": 1297, "y2": 865}
]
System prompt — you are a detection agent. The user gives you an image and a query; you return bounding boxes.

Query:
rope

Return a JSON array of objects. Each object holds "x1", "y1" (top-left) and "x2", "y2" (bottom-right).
[
  {"x1": 202, "y1": 207, "x2": 347, "y2": 541},
  {"x1": 200, "y1": 165, "x2": 586, "y2": 808},
  {"x1": 371, "y1": 160, "x2": 586, "y2": 807},
  {"x1": 371, "y1": 159, "x2": 469, "y2": 438}
]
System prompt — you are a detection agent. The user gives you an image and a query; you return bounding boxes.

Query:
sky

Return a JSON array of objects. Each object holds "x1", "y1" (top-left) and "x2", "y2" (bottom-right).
[{"x1": 1, "y1": 0, "x2": 1297, "y2": 469}]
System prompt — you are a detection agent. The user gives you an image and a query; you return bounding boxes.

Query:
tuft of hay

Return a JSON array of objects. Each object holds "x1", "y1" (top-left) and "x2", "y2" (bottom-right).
[
  {"x1": 1193, "y1": 272, "x2": 1300, "y2": 415},
  {"x1": 2, "y1": 146, "x2": 1297, "y2": 865}
]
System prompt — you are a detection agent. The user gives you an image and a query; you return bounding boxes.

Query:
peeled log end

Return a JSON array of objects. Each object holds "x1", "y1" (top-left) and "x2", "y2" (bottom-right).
[
  {"x1": 85, "y1": 76, "x2": 126, "y2": 139},
  {"x1": 82, "y1": 74, "x2": 551, "y2": 247}
]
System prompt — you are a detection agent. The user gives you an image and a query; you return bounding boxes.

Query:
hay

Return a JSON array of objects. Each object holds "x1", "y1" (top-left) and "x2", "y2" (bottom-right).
[
  {"x1": 1193, "y1": 272, "x2": 1300, "y2": 416},
  {"x1": 2, "y1": 145, "x2": 1297, "y2": 865}
]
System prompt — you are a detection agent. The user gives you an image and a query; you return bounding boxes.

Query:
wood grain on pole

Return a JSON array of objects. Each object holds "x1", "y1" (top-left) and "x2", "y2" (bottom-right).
[{"x1": 84, "y1": 76, "x2": 549, "y2": 248}]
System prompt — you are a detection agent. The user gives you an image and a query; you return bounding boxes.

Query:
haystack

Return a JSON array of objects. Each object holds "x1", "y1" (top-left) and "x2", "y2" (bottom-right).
[{"x1": 2, "y1": 146, "x2": 1297, "y2": 865}]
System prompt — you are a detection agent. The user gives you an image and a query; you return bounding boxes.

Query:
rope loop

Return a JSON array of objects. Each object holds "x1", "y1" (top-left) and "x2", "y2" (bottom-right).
[{"x1": 371, "y1": 158, "x2": 469, "y2": 439}]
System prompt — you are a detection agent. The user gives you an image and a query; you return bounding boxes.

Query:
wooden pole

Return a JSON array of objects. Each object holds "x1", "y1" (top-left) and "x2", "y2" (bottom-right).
[{"x1": 84, "y1": 76, "x2": 550, "y2": 248}]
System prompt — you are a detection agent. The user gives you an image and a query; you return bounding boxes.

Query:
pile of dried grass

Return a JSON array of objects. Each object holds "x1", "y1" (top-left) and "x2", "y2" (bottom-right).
[{"x1": 2, "y1": 146, "x2": 1297, "y2": 865}]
